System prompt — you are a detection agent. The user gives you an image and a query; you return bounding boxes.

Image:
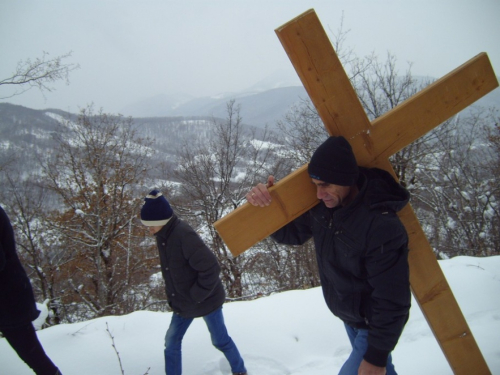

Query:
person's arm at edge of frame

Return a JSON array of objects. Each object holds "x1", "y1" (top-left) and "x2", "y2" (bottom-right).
[
  {"x1": 0, "y1": 242, "x2": 5, "y2": 273},
  {"x1": 0, "y1": 209, "x2": 7, "y2": 272}
]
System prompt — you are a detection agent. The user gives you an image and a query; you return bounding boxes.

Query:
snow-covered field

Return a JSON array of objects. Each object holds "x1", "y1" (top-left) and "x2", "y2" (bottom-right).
[{"x1": 2, "y1": 256, "x2": 499, "y2": 375}]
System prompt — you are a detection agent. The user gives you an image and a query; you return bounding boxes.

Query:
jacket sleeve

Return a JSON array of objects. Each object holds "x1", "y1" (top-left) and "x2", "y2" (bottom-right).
[
  {"x1": 0, "y1": 241, "x2": 5, "y2": 272},
  {"x1": 0, "y1": 209, "x2": 7, "y2": 272},
  {"x1": 181, "y1": 231, "x2": 221, "y2": 303},
  {"x1": 271, "y1": 210, "x2": 313, "y2": 246},
  {"x1": 363, "y1": 213, "x2": 411, "y2": 367}
]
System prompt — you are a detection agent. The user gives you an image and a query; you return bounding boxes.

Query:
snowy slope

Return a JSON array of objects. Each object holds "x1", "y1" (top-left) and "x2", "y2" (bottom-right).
[{"x1": 1, "y1": 256, "x2": 499, "y2": 375}]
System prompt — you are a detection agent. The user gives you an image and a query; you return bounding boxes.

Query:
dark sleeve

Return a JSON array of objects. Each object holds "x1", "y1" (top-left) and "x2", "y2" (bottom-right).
[
  {"x1": 363, "y1": 214, "x2": 411, "y2": 367},
  {"x1": 182, "y1": 231, "x2": 221, "y2": 303},
  {"x1": 271, "y1": 210, "x2": 313, "y2": 246},
  {"x1": 0, "y1": 207, "x2": 9, "y2": 272},
  {"x1": 0, "y1": 241, "x2": 5, "y2": 272}
]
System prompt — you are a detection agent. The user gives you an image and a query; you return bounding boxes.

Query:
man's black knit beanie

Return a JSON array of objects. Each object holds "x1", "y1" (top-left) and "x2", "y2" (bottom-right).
[{"x1": 308, "y1": 136, "x2": 359, "y2": 186}]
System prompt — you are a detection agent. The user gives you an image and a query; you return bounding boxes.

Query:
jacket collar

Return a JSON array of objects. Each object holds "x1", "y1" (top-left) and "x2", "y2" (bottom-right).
[
  {"x1": 319, "y1": 167, "x2": 409, "y2": 216},
  {"x1": 155, "y1": 214, "x2": 179, "y2": 239}
]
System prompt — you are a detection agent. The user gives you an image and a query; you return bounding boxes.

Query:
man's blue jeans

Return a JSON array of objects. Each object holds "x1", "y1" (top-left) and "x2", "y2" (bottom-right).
[
  {"x1": 164, "y1": 306, "x2": 246, "y2": 375},
  {"x1": 339, "y1": 323, "x2": 397, "y2": 375}
]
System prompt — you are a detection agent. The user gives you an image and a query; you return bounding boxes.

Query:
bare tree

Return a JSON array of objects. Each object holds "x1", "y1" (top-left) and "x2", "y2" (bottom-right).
[
  {"x1": 0, "y1": 51, "x2": 79, "y2": 99},
  {"x1": 276, "y1": 98, "x2": 329, "y2": 168},
  {"x1": 0, "y1": 175, "x2": 70, "y2": 324},
  {"x1": 414, "y1": 108, "x2": 500, "y2": 258},
  {"x1": 172, "y1": 100, "x2": 284, "y2": 298},
  {"x1": 39, "y1": 105, "x2": 158, "y2": 319},
  {"x1": 486, "y1": 110, "x2": 500, "y2": 253},
  {"x1": 248, "y1": 238, "x2": 320, "y2": 295}
]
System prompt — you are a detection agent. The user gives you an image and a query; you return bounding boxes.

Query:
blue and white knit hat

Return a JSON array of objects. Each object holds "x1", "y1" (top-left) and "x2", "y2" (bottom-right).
[{"x1": 140, "y1": 190, "x2": 173, "y2": 226}]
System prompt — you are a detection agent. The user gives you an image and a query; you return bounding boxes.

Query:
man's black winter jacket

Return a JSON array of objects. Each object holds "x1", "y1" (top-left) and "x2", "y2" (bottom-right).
[
  {"x1": 272, "y1": 167, "x2": 411, "y2": 367},
  {"x1": 155, "y1": 215, "x2": 225, "y2": 318}
]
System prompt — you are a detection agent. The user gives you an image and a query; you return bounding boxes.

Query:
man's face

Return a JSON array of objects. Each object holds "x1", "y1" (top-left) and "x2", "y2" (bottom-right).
[
  {"x1": 147, "y1": 225, "x2": 163, "y2": 235},
  {"x1": 312, "y1": 178, "x2": 351, "y2": 208}
]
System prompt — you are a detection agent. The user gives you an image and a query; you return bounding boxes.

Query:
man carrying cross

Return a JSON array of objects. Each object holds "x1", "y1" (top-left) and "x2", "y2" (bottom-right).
[
  {"x1": 247, "y1": 135, "x2": 411, "y2": 375},
  {"x1": 216, "y1": 8, "x2": 495, "y2": 375}
]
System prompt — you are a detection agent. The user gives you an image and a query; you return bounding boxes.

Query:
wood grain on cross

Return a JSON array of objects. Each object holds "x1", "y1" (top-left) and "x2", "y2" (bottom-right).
[{"x1": 214, "y1": 9, "x2": 497, "y2": 374}]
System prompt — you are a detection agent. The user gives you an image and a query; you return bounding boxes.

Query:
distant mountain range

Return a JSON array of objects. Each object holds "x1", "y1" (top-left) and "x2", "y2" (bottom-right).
[
  {"x1": 1, "y1": 75, "x2": 499, "y2": 157},
  {"x1": 119, "y1": 86, "x2": 309, "y2": 128},
  {"x1": 119, "y1": 68, "x2": 306, "y2": 126},
  {"x1": 119, "y1": 74, "x2": 500, "y2": 129}
]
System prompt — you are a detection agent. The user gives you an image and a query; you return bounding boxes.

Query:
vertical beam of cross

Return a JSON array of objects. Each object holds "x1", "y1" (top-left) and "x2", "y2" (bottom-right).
[{"x1": 214, "y1": 9, "x2": 497, "y2": 374}]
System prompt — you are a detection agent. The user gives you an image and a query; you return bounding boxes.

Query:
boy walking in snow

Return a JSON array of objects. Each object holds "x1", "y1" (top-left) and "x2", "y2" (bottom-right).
[{"x1": 140, "y1": 190, "x2": 247, "y2": 375}]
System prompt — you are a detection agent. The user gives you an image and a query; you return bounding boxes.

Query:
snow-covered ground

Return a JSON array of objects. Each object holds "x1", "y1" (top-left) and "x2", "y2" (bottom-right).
[{"x1": 2, "y1": 256, "x2": 499, "y2": 375}]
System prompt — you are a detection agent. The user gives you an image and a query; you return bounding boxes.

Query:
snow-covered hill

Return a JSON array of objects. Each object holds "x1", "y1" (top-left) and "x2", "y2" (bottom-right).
[
  {"x1": 119, "y1": 86, "x2": 308, "y2": 128},
  {"x1": 2, "y1": 256, "x2": 499, "y2": 374},
  {"x1": 0, "y1": 103, "x2": 270, "y2": 181}
]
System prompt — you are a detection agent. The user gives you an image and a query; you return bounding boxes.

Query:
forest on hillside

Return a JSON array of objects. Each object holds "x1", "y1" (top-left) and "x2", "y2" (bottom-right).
[{"x1": 0, "y1": 45, "x2": 498, "y2": 326}]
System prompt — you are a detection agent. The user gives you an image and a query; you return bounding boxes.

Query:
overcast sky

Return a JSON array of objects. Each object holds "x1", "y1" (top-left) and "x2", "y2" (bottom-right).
[{"x1": 1, "y1": 0, "x2": 499, "y2": 115}]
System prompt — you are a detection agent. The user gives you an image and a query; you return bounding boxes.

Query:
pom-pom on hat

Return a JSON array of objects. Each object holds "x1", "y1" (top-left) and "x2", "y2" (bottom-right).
[
  {"x1": 308, "y1": 136, "x2": 359, "y2": 186},
  {"x1": 140, "y1": 190, "x2": 173, "y2": 227}
]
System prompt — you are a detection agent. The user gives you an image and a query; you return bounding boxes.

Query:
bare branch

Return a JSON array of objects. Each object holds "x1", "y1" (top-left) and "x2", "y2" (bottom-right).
[
  {"x1": 106, "y1": 322, "x2": 125, "y2": 375},
  {"x1": 0, "y1": 51, "x2": 80, "y2": 99}
]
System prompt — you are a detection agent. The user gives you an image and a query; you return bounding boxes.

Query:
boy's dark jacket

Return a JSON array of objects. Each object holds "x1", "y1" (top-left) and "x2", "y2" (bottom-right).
[
  {"x1": 272, "y1": 167, "x2": 411, "y2": 367},
  {"x1": 0, "y1": 205, "x2": 40, "y2": 329},
  {"x1": 155, "y1": 215, "x2": 225, "y2": 318}
]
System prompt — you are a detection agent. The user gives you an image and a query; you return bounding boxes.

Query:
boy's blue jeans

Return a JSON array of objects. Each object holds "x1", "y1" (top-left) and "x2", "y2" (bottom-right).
[
  {"x1": 339, "y1": 323, "x2": 397, "y2": 375},
  {"x1": 164, "y1": 306, "x2": 246, "y2": 375}
]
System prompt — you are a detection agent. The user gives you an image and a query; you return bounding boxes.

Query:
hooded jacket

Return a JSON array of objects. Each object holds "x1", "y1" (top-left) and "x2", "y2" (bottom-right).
[
  {"x1": 272, "y1": 167, "x2": 411, "y2": 367},
  {"x1": 155, "y1": 214, "x2": 225, "y2": 318},
  {"x1": 0, "y1": 205, "x2": 40, "y2": 329}
]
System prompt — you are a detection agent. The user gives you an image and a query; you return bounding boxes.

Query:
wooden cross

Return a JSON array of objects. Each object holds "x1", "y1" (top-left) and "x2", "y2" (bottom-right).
[{"x1": 214, "y1": 9, "x2": 497, "y2": 374}]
